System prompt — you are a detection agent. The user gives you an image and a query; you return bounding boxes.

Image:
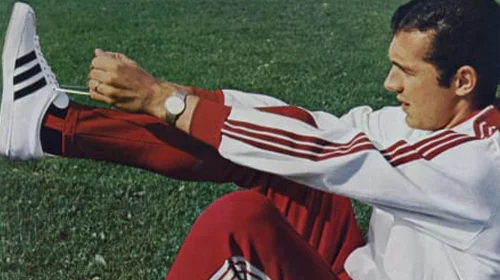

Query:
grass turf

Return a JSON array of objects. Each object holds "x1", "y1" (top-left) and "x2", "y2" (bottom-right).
[{"x1": 0, "y1": 0, "x2": 404, "y2": 278}]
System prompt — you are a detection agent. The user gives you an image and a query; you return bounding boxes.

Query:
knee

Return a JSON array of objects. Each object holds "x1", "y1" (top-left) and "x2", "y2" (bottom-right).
[{"x1": 194, "y1": 190, "x2": 278, "y2": 232}]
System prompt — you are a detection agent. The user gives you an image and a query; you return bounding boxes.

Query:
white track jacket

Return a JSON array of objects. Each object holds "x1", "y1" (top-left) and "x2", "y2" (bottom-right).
[{"x1": 190, "y1": 89, "x2": 500, "y2": 280}]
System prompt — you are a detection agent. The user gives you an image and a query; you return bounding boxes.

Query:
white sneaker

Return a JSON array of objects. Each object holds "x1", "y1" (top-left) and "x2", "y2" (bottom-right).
[{"x1": 1, "y1": 2, "x2": 69, "y2": 160}]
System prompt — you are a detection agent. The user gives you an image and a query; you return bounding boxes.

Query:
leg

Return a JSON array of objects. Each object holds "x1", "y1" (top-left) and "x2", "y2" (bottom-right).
[
  {"x1": 41, "y1": 101, "x2": 216, "y2": 181},
  {"x1": 254, "y1": 177, "x2": 365, "y2": 279},
  {"x1": 167, "y1": 190, "x2": 338, "y2": 280},
  {"x1": 2, "y1": 5, "x2": 363, "y2": 277},
  {"x1": 41, "y1": 101, "x2": 365, "y2": 278},
  {"x1": 197, "y1": 160, "x2": 365, "y2": 278}
]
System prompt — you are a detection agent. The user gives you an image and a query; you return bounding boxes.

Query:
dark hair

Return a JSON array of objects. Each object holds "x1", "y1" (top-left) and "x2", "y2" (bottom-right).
[{"x1": 391, "y1": 0, "x2": 500, "y2": 108}]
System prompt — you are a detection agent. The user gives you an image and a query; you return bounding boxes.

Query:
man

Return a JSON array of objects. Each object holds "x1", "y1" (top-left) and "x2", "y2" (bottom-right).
[{"x1": 1, "y1": 1, "x2": 499, "y2": 279}]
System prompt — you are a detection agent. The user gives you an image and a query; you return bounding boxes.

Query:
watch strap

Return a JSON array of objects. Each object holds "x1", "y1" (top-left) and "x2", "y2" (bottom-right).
[{"x1": 164, "y1": 89, "x2": 188, "y2": 125}]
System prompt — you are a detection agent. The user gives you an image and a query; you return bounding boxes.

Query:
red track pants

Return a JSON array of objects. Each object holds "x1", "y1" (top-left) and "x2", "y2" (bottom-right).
[{"x1": 42, "y1": 102, "x2": 366, "y2": 280}]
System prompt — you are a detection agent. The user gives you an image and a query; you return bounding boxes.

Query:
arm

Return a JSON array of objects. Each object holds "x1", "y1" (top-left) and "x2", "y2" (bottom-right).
[
  {"x1": 180, "y1": 98, "x2": 499, "y2": 250},
  {"x1": 163, "y1": 80, "x2": 291, "y2": 108},
  {"x1": 87, "y1": 51, "x2": 500, "y2": 249}
]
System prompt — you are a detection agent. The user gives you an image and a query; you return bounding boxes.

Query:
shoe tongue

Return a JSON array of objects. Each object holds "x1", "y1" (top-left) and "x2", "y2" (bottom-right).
[{"x1": 53, "y1": 93, "x2": 69, "y2": 109}]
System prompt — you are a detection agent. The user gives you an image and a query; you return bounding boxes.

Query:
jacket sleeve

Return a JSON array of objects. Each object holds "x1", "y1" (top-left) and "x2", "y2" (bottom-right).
[
  {"x1": 194, "y1": 88, "x2": 289, "y2": 108},
  {"x1": 190, "y1": 99, "x2": 500, "y2": 249}
]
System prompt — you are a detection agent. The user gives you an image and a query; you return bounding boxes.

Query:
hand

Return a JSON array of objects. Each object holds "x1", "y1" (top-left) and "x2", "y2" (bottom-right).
[
  {"x1": 161, "y1": 81, "x2": 194, "y2": 95},
  {"x1": 88, "y1": 49, "x2": 174, "y2": 119}
]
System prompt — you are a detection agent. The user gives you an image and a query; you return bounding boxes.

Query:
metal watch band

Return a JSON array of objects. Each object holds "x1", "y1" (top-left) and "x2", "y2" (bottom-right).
[{"x1": 164, "y1": 89, "x2": 188, "y2": 126}]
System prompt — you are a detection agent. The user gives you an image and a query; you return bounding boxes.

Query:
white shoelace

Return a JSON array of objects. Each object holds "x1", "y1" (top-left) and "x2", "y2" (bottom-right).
[
  {"x1": 55, "y1": 87, "x2": 90, "y2": 96},
  {"x1": 34, "y1": 35, "x2": 90, "y2": 96},
  {"x1": 34, "y1": 35, "x2": 58, "y2": 90}
]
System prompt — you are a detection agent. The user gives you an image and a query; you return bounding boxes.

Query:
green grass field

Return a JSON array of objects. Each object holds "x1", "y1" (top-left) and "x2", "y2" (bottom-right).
[{"x1": 0, "y1": 0, "x2": 404, "y2": 279}]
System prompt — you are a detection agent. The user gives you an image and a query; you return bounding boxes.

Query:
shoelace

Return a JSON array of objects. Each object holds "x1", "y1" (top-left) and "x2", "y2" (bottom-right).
[
  {"x1": 34, "y1": 36, "x2": 90, "y2": 96},
  {"x1": 34, "y1": 35, "x2": 59, "y2": 91}
]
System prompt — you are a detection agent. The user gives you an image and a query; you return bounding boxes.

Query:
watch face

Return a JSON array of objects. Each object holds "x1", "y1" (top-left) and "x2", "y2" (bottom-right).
[{"x1": 166, "y1": 95, "x2": 185, "y2": 115}]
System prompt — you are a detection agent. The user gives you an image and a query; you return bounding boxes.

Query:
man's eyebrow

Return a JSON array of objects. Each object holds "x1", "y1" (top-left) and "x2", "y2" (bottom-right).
[{"x1": 390, "y1": 60, "x2": 414, "y2": 73}]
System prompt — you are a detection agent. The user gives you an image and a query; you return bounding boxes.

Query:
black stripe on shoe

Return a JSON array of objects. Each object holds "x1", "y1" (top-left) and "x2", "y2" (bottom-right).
[
  {"x1": 14, "y1": 64, "x2": 42, "y2": 85},
  {"x1": 14, "y1": 77, "x2": 47, "y2": 100},
  {"x1": 15, "y1": 50, "x2": 37, "y2": 69}
]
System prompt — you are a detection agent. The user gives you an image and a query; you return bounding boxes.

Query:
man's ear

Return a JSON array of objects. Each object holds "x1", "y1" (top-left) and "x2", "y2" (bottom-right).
[{"x1": 453, "y1": 66, "x2": 477, "y2": 97}]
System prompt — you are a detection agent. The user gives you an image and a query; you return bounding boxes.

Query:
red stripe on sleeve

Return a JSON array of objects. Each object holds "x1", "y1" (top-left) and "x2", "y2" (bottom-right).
[
  {"x1": 190, "y1": 99, "x2": 231, "y2": 149},
  {"x1": 418, "y1": 133, "x2": 471, "y2": 154},
  {"x1": 223, "y1": 123, "x2": 370, "y2": 155},
  {"x1": 222, "y1": 131, "x2": 375, "y2": 161},
  {"x1": 390, "y1": 153, "x2": 421, "y2": 167},
  {"x1": 381, "y1": 140, "x2": 407, "y2": 155},
  {"x1": 423, "y1": 136, "x2": 476, "y2": 160},
  {"x1": 226, "y1": 119, "x2": 366, "y2": 148},
  {"x1": 257, "y1": 106, "x2": 318, "y2": 128},
  {"x1": 384, "y1": 145, "x2": 416, "y2": 160},
  {"x1": 387, "y1": 133, "x2": 477, "y2": 167},
  {"x1": 385, "y1": 133, "x2": 463, "y2": 162},
  {"x1": 412, "y1": 130, "x2": 455, "y2": 149}
]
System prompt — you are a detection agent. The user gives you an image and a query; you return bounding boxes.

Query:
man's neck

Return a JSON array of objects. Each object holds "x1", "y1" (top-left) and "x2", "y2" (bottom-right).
[{"x1": 445, "y1": 100, "x2": 476, "y2": 129}]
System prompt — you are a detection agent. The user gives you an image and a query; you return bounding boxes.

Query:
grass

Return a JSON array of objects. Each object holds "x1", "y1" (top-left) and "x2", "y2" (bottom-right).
[{"x1": 0, "y1": 0, "x2": 404, "y2": 279}]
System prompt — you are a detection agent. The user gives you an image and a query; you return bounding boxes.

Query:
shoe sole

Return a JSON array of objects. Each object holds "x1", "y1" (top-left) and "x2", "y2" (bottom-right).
[{"x1": 0, "y1": 3, "x2": 32, "y2": 157}]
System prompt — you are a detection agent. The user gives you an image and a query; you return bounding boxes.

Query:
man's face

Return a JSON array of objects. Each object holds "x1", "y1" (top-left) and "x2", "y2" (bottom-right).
[{"x1": 384, "y1": 30, "x2": 461, "y2": 130}]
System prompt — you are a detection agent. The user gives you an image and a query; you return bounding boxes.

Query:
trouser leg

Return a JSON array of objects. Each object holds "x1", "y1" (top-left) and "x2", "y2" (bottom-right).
[
  {"x1": 41, "y1": 101, "x2": 365, "y2": 278},
  {"x1": 42, "y1": 102, "x2": 211, "y2": 180},
  {"x1": 167, "y1": 190, "x2": 339, "y2": 280},
  {"x1": 252, "y1": 177, "x2": 365, "y2": 279}
]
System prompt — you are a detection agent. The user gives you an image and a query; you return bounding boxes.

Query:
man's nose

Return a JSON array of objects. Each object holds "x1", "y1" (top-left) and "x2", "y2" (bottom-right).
[{"x1": 384, "y1": 68, "x2": 403, "y2": 93}]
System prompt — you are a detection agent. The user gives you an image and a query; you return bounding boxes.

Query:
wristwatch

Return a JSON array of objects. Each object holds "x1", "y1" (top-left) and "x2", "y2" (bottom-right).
[{"x1": 164, "y1": 89, "x2": 188, "y2": 125}]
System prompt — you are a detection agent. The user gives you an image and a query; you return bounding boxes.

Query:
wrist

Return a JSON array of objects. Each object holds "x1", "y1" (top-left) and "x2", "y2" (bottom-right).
[
  {"x1": 164, "y1": 89, "x2": 189, "y2": 125},
  {"x1": 160, "y1": 81, "x2": 194, "y2": 95},
  {"x1": 147, "y1": 83, "x2": 172, "y2": 120},
  {"x1": 176, "y1": 95, "x2": 200, "y2": 133},
  {"x1": 147, "y1": 82, "x2": 200, "y2": 133}
]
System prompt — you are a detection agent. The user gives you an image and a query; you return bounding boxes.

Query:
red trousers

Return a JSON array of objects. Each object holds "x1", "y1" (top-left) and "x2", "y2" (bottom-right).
[{"x1": 42, "y1": 102, "x2": 365, "y2": 280}]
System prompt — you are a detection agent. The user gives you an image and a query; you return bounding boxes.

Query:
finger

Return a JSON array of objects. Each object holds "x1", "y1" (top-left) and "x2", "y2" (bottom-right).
[
  {"x1": 90, "y1": 56, "x2": 120, "y2": 71},
  {"x1": 97, "y1": 83, "x2": 134, "y2": 99},
  {"x1": 95, "y1": 48, "x2": 105, "y2": 57},
  {"x1": 95, "y1": 49, "x2": 123, "y2": 59},
  {"x1": 89, "y1": 69, "x2": 114, "y2": 84},
  {"x1": 95, "y1": 49, "x2": 137, "y2": 65},
  {"x1": 90, "y1": 69, "x2": 134, "y2": 90},
  {"x1": 112, "y1": 52, "x2": 137, "y2": 65},
  {"x1": 90, "y1": 90, "x2": 116, "y2": 106},
  {"x1": 88, "y1": 79, "x2": 100, "y2": 91},
  {"x1": 119, "y1": 53, "x2": 137, "y2": 65},
  {"x1": 89, "y1": 78, "x2": 134, "y2": 99}
]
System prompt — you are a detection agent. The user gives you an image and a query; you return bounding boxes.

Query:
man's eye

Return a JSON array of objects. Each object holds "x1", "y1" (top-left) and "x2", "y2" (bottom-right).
[{"x1": 399, "y1": 67, "x2": 414, "y2": 76}]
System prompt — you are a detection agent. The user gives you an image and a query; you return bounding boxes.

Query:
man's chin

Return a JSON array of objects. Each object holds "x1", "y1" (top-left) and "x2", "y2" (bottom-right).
[
  {"x1": 405, "y1": 116, "x2": 415, "y2": 127},
  {"x1": 405, "y1": 116, "x2": 443, "y2": 131},
  {"x1": 405, "y1": 115, "x2": 423, "y2": 130}
]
